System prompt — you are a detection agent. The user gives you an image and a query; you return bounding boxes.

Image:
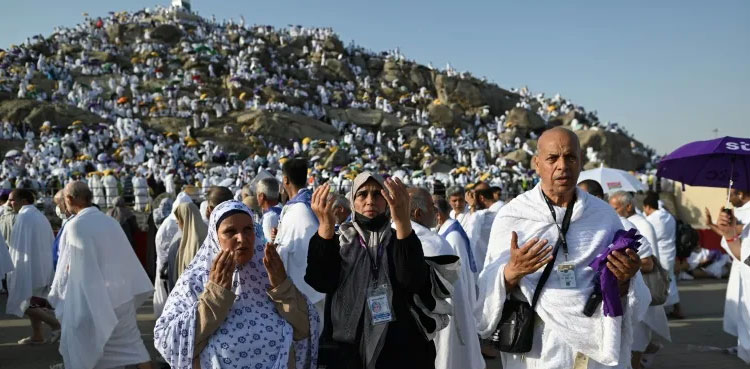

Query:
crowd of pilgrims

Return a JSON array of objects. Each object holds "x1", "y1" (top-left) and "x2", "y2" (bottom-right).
[
  {"x1": 4, "y1": 126, "x2": 748, "y2": 369},
  {"x1": 0, "y1": 5, "x2": 659, "y2": 206},
  {"x1": 4, "y1": 5, "x2": 747, "y2": 369}
]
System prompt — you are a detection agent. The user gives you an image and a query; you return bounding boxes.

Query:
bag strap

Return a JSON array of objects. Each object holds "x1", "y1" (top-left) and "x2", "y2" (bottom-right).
[{"x1": 530, "y1": 191, "x2": 576, "y2": 309}]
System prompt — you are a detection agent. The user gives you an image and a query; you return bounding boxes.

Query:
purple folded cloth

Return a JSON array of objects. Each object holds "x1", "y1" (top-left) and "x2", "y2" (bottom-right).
[{"x1": 589, "y1": 228, "x2": 642, "y2": 317}]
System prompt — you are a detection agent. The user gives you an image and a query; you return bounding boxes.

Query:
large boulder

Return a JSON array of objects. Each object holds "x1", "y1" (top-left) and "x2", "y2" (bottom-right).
[
  {"x1": 479, "y1": 83, "x2": 519, "y2": 116},
  {"x1": 426, "y1": 160, "x2": 453, "y2": 175},
  {"x1": 322, "y1": 147, "x2": 350, "y2": 169},
  {"x1": 105, "y1": 23, "x2": 143, "y2": 44},
  {"x1": 327, "y1": 108, "x2": 407, "y2": 132},
  {"x1": 548, "y1": 110, "x2": 577, "y2": 127},
  {"x1": 0, "y1": 100, "x2": 101, "y2": 129},
  {"x1": 503, "y1": 149, "x2": 532, "y2": 168},
  {"x1": 505, "y1": 107, "x2": 545, "y2": 133},
  {"x1": 434, "y1": 75, "x2": 483, "y2": 109},
  {"x1": 576, "y1": 129, "x2": 649, "y2": 171},
  {"x1": 236, "y1": 111, "x2": 338, "y2": 141},
  {"x1": 322, "y1": 59, "x2": 355, "y2": 82},
  {"x1": 150, "y1": 24, "x2": 182, "y2": 44}
]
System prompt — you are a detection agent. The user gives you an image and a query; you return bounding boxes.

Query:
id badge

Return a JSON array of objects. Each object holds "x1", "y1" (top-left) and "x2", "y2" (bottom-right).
[
  {"x1": 367, "y1": 284, "x2": 393, "y2": 325},
  {"x1": 556, "y1": 263, "x2": 577, "y2": 288}
]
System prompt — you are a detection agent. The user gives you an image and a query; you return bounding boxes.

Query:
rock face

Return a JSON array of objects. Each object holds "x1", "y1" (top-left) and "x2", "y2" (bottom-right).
[
  {"x1": 506, "y1": 107, "x2": 545, "y2": 134},
  {"x1": 0, "y1": 100, "x2": 101, "y2": 129},
  {"x1": 504, "y1": 149, "x2": 532, "y2": 168},
  {"x1": 236, "y1": 111, "x2": 338, "y2": 141},
  {"x1": 576, "y1": 129, "x2": 648, "y2": 171},
  {"x1": 149, "y1": 24, "x2": 182, "y2": 43},
  {"x1": 327, "y1": 108, "x2": 409, "y2": 132}
]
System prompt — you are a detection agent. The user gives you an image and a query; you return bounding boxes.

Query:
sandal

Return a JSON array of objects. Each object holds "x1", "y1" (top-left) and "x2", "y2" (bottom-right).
[{"x1": 18, "y1": 336, "x2": 46, "y2": 345}]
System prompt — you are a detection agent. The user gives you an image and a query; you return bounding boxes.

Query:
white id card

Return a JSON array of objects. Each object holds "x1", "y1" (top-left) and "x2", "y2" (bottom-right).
[
  {"x1": 556, "y1": 263, "x2": 576, "y2": 288},
  {"x1": 367, "y1": 284, "x2": 393, "y2": 325}
]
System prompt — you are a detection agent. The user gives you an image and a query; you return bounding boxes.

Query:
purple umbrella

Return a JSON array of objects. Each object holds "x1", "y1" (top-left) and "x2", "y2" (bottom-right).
[{"x1": 657, "y1": 136, "x2": 750, "y2": 194}]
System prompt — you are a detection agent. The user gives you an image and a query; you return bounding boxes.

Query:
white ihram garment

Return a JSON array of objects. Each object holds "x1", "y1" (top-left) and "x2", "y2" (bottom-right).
[
  {"x1": 6, "y1": 205, "x2": 55, "y2": 317},
  {"x1": 722, "y1": 223, "x2": 750, "y2": 363},
  {"x1": 627, "y1": 213, "x2": 671, "y2": 351},
  {"x1": 48, "y1": 207, "x2": 152, "y2": 369},
  {"x1": 646, "y1": 209, "x2": 680, "y2": 306},
  {"x1": 430, "y1": 221, "x2": 484, "y2": 369},
  {"x1": 477, "y1": 186, "x2": 650, "y2": 368}
]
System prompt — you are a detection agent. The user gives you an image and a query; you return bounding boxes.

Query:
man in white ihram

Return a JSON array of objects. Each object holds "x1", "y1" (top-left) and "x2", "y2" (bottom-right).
[
  {"x1": 48, "y1": 181, "x2": 153, "y2": 369},
  {"x1": 609, "y1": 191, "x2": 671, "y2": 368},
  {"x1": 6, "y1": 189, "x2": 60, "y2": 344},
  {"x1": 275, "y1": 158, "x2": 324, "y2": 315},
  {"x1": 408, "y1": 188, "x2": 484, "y2": 369},
  {"x1": 477, "y1": 127, "x2": 649, "y2": 368}
]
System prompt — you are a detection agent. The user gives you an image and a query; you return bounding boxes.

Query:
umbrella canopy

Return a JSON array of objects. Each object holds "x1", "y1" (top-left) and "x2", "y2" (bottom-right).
[
  {"x1": 657, "y1": 136, "x2": 750, "y2": 191},
  {"x1": 578, "y1": 165, "x2": 646, "y2": 194}
]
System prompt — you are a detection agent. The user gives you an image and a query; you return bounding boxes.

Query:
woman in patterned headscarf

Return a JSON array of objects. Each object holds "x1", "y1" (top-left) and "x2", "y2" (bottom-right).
[{"x1": 154, "y1": 200, "x2": 319, "y2": 369}]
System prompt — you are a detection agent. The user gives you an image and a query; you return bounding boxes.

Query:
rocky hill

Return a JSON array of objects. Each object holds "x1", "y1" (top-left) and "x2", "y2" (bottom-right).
[{"x1": 0, "y1": 6, "x2": 653, "y2": 175}]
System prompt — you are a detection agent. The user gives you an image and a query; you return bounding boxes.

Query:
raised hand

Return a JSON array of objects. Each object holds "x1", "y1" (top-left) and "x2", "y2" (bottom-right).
[
  {"x1": 717, "y1": 210, "x2": 739, "y2": 239},
  {"x1": 209, "y1": 250, "x2": 236, "y2": 290},
  {"x1": 381, "y1": 177, "x2": 412, "y2": 239},
  {"x1": 503, "y1": 231, "x2": 551, "y2": 289},
  {"x1": 704, "y1": 207, "x2": 714, "y2": 227},
  {"x1": 263, "y1": 242, "x2": 287, "y2": 289},
  {"x1": 311, "y1": 182, "x2": 336, "y2": 239}
]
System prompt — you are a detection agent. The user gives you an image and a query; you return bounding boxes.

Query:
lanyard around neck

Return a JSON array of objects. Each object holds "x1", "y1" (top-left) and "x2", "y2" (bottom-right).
[{"x1": 541, "y1": 188, "x2": 576, "y2": 261}]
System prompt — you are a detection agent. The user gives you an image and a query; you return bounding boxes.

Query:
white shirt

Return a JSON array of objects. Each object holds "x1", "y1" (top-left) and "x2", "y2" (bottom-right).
[
  {"x1": 646, "y1": 209, "x2": 677, "y2": 273},
  {"x1": 417, "y1": 221, "x2": 483, "y2": 369},
  {"x1": 735, "y1": 201, "x2": 750, "y2": 226},
  {"x1": 276, "y1": 202, "x2": 323, "y2": 304}
]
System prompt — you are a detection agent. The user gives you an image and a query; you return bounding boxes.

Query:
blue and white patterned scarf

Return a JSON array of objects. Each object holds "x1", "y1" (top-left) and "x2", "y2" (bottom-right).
[{"x1": 154, "y1": 200, "x2": 319, "y2": 369}]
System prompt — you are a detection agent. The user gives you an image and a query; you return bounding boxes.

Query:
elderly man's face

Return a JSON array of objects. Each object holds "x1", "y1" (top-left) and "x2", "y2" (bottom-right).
[
  {"x1": 8, "y1": 192, "x2": 22, "y2": 212},
  {"x1": 608, "y1": 197, "x2": 630, "y2": 218},
  {"x1": 421, "y1": 194, "x2": 438, "y2": 229},
  {"x1": 449, "y1": 195, "x2": 465, "y2": 214},
  {"x1": 534, "y1": 130, "x2": 582, "y2": 197}
]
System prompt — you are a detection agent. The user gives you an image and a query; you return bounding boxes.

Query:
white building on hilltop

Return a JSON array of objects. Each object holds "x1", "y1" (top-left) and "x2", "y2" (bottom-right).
[{"x1": 171, "y1": 0, "x2": 191, "y2": 12}]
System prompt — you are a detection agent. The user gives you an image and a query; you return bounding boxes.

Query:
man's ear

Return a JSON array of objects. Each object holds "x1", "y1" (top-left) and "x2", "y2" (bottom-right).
[
  {"x1": 412, "y1": 207, "x2": 421, "y2": 221},
  {"x1": 532, "y1": 155, "x2": 538, "y2": 172}
]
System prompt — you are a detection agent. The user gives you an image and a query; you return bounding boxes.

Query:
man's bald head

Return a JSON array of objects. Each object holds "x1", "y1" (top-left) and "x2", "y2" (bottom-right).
[
  {"x1": 206, "y1": 186, "x2": 234, "y2": 217},
  {"x1": 533, "y1": 127, "x2": 582, "y2": 205},
  {"x1": 64, "y1": 181, "x2": 93, "y2": 214}
]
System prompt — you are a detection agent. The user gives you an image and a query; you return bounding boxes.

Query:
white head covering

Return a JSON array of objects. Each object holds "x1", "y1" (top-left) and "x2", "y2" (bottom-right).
[{"x1": 154, "y1": 200, "x2": 319, "y2": 369}]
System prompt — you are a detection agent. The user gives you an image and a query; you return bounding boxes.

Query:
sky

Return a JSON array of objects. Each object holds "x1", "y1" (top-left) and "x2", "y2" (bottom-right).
[{"x1": 0, "y1": 0, "x2": 747, "y2": 154}]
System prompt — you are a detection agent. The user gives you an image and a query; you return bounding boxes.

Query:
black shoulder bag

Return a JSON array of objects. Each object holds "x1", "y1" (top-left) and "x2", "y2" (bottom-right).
[{"x1": 491, "y1": 190, "x2": 576, "y2": 353}]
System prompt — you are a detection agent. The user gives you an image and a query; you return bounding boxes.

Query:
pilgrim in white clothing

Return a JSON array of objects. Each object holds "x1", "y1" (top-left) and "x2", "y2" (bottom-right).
[
  {"x1": 154, "y1": 201, "x2": 319, "y2": 369},
  {"x1": 416, "y1": 220, "x2": 484, "y2": 369},
  {"x1": 721, "y1": 222, "x2": 750, "y2": 363},
  {"x1": 627, "y1": 213, "x2": 671, "y2": 350},
  {"x1": 153, "y1": 191, "x2": 193, "y2": 316},
  {"x1": 0, "y1": 233, "x2": 13, "y2": 281},
  {"x1": 6, "y1": 204, "x2": 55, "y2": 317},
  {"x1": 48, "y1": 198, "x2": 152, "y2": 369},
  {"x1": 478, "y1": 186, "x2": 651, "y2": 368},
  {"x1": 645, "y1": 208, "x2": 680, "y2": 307},
  {"x1": 276, "y1": 188, "x2": 324, "y2": 305}
]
